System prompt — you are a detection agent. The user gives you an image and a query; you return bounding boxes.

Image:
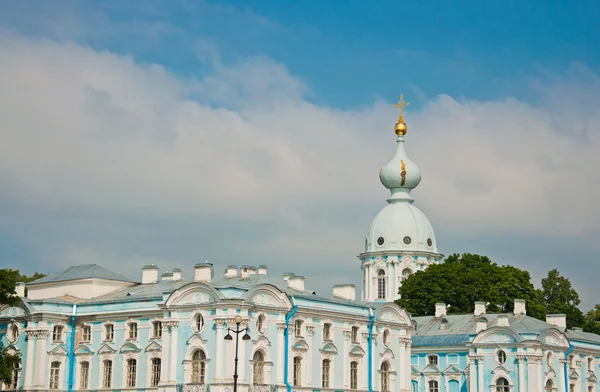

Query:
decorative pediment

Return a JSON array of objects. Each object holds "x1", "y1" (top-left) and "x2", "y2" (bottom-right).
[
  {"x1": 380, "y1": 348, "x2": 395, "y2": 359},
  {"x1": 253, "y1": 335, "x2": 271, "y2": 348},
  {"x1": 120, "y1": 342, "x2": 140, "y2": 353},
  {"x1": 48, "y1": 345, "x2": 68, "y2": 356},
  {"x1": 349, "y1": 345, "x2": 366, "y2": 357},
  {"x1": 0, "y1": 305, "x2": 27, "y2": 318},
  {"x1": 165, "y1": 283, "x2": 222, "y2": 307},
  {"x1": 569, "y1": 369, "x2": 579, "y2": 380},
  {"x1": 171, "y1": 290, "x2": 215, "y2": 306},
  {"x1": 243, "y1": 285, "x2": 292, "y2": 309},
  {"x1": 473, "y1": 327, "x2": 521, "y2": 345},
  {"x1": 145, "y1": 341, "x2": 162, "y2": 352},
  {"x1": 539, "y1": 329, "x2": 570, "y2": 348},
  {"x1": 74, "y1": 345, "x2": 93, "y2": 355},
  {"x1": 492, "y1": 365, "x2": 511, "y2": 376},
  {"x1": 98, "y1": 343, "x2": 116, "y2": 354},
  {"x1": 411, "y1": 365, "x2": 421, "y2": 374},
  {"x1": 292, "y1": 339, "x2": 309, "y2": 352},
  {"x1": 443, "y1": 365, "x2": 462, "y2": 374},
  {"x1": 375, "y1": 304, "x2": 410, "y2": 325},
  {"x1": 423, "y1": 365, "x2": 440, "y2": 374},
  {"x1": 187, "y1": 334, "x2": 207, "y2": 346},
  {"x1": 587, "y1": 373, "x2": 597, "y2": 382},
  {"x1": 320, "y1": 342, "x2": 338, "y2": 355}
]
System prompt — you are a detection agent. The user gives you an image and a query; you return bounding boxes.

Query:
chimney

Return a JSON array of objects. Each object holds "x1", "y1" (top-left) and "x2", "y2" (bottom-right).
[
  {"x1": 225, "y1": 266, "x2": 238, "y2": 278},
  {"x1": 240, "y1": 267, "x2": 250, "y2": 279},
  {"x1": 497, "y1": 314, "x2": 509, "y2": 327},
  {"x1": 514, "y1": 299, "x2": 526, "y2": 315},
  {"x1": 194, "y1": 263, "x2": 213, "y2": 282},
  {"x1": 435, "y1": 303, "x2": 447, "y2": 318},
  {"x1": 546, "y1": 314, "x2": 567, "y2": 330},
  {"x1": 248, "y1": 267, "x2": 257, "y2": 275},
  {"x1": 333, "y1": 284, "x2": 356, "y2": 301},
  {"x1": 287, "y1": 275, "x2": 305, "y2": 291},
  {"x1": 474, "y1": 302, "x2": 486, "y2": 316},
  {"x1": 257, "y1": 265, "x2": 268, "y2": 275},
  {"x1": 161, "y1": 272, "x2": 173, "y2": 281},
  {"x1": 476, "y1": 317, "x2": 488, "y2": 333},
  {"x1": 283, "y1": 272, "x2": 295, "y2": 282},
  {"x1": 172, "y1": 268, "x2": 182, "y2": 281},
  {"x1": 15, "y1": 282, "x2": 25, "y2": 298},
  {"x1": 142, "y1": 265, "x2": 159, "y2": 284}
]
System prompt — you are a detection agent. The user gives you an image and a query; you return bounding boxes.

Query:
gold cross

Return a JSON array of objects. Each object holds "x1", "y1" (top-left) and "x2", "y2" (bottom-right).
[{"x1": 393, "y1": 94, "x2": 410, "y2": 120}]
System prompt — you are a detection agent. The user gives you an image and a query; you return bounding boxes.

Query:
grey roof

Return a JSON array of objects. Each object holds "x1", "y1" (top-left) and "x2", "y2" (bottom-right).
[
  {"x1": 28, "y1": 264, "x2": 136, "y2": 285},
  {"x1": 566, "y1": 329, "x2": 600, "y2": 344},
  {"x1": 412, "y1": 334, "x2": 471, "y2": 347}
]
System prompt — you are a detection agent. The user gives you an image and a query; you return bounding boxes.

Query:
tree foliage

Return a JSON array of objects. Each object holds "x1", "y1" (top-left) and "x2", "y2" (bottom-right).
[
  {"x1": 540, "y1": 269, "x2": 585, "y2": 330},
  {"x1": 0, "y1": 347, "x2": 20, "y2": 385},
  {"x1": 584, "y1": 304, "x2": 600, "y2": 335},
  {"x1": 396, "y1": 253, "x2": 546, "y2": 320},
  {"x1": 0, "y1": 269, "x2": 47, "y2": 306}
]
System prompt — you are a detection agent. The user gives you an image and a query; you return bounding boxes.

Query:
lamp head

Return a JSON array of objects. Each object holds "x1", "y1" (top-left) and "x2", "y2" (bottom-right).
[
  {"x1": 224, "y1": 332, "x2": 233, "y2": 341},
  {"x1": 234, "y1": 315, "x2": 243, "y2": 324},
  {"x1": 242, "y1": 332, "x2": 251, "y2": 341}
]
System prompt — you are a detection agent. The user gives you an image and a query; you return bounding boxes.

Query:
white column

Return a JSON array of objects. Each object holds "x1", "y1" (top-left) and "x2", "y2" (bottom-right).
[
  {"x1": 343, "y1": 331, "x2": 350, "y2": 388},
  {"x1": 239, "y1": 322, "x2": 248, "y2": 382},
  {"x1": 536, "y1": 355, "x2": 543, "y2": 390},
  {"x1": 169, "y1": 322, "x2": 179, "y2": 382},
  {"x1": 24, "y1": 330, "x2": 36, "y2": 387},
  {"x1": 161, "y1": 323, "x2": 171, "y2": 384},
  {"x1": 277, "y1": 323, "x2": 286, "y2": 384},
  {"x1": 468, "y1": 355, "x2": 477, "y2": 392},
  {"x1": 477, "y1": 356, "x2": 484, "y2": 392},
  {"x1": 558, "y1": 358, "x2": 566, "y2": 392},
  {"x1": 364, "y1": 265, "x2": 370, "y2": 301},
  {"x1": 307, "y1": 326, "x2": 314, "y2": 386},
  {"x1": 387, "y1": 263, "x2": 393, "y2": 301},
  {"x1": 527, "y1": 356, "x2": 537, "y2": 392},
  {"x1": 398, "y1": 337, "x2": 407, "y2": 391},
  {"x1": 215, "y1": 319, "x2": 225, "y2": 381},
  {"x1": 33, "y1": 330, "x2": 48, "y2": 387},
  {"x1": 517, "y1": 355, "x2": 525, "y2": 392}
]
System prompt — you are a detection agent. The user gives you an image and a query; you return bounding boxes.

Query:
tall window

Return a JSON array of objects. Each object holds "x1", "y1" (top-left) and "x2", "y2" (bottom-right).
[
  {"x1": 151, "y1": 358, "x2": 161, "y2": 387},
  {"x1": 545, "y1": 379, "x2": 555, "y2": 392},
  {"x1": 152, "y1": 321, "x2": 162, "y2": 339},
  {"x1": 191, "y1": 350, "x2": 206, "y2": 383},
  {"x1": 126, "y1": 359, "x2": 137, "y2": 387},
  {"x1": 323, "y1": 323, "x2": 332, "y2": 341},
  {"x1": 79, "y1": 361, "x2": 89, "y2": 390},
  {"x1": 350, "y1": 361, "x2": 359, "y2": 389},
  {"x1": 52, "y1": 326, "x2": 63, "y2": 343},
  {"x1": 588, "y1": 357, "x2": 594, "y2": 372},
  {"x1": 294, "y1": 320, "x2": 304, "y2": 337},
  {"x1": 381, "y1": 362, "x2": 390, "y2": 392},
  {"x1": 377, "y1": 270, "x2": 386, "y2": 299},
  {"x1": 102, "y1": 360, "x2": 113, "y2": 388},
  {"x1": 81, "y1": 325, "x2": 91, "y2": 343},
  {"x1": 104, "y1": 324, "x2": 114, "y2": 341},
  {"x1": 256, "y1": 314, "x2": 266, "y2": 334},
  {"x1": 49, "y1": 361, "x2": 61, "y2": 389},
  {"x1": 383, "y1": 330, "x2": 390, "y2": 347},
  {"x1": 351, "y1": 326, "x2": 359, "y2": 343},
  {"x1": 428, "y1": 380, "x2": 439, "y2": 392},
  {"x1": 402, "y1": 268, "x2": 412, "y2": 281},
  {"x1": 9, "y1": 325, "x2": 19, "y2": 342},
  {"x1": 195, "y1": 314, "x2": 205, "y2": 332},
  {"x1": 253, "y1": 351, "x2": 265, "y2": 384},
  {"x1": 10, "y1": 360, "x2": 20, "y2": 390},
  {"x1": 128, "y1": 323, "x2": 138, "y2": 340},
  {"x1": 495, "y1": 377, "x2": 509, "y2": 392},
  {"x1": 428, "y1": 355, "x2": 438, "y2": 366},
  {"x1": 322, "y1": 359, "x2": 331, "y2": 388},
  {"x1": 293, "y1": 356, "x2": 302, "y2": 386}
]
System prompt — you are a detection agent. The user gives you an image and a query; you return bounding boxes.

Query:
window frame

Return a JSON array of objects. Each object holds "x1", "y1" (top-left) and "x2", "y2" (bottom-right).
[
  {"x1": 350, "y1": 361, "x2": 359, "y2": 390},
  {"x1": 428, "y1": 354, "x2": 439, "y2": 366},
  {"x1": 152, "y1": 321, "x2": 163, "y2": 339},
  {"x1": 377, "y1": 269, "x2": 386, "y2": 299},
  {"x1": 102, "y1": 360, "x2": 113, "y2": 389},
  {"x1": 126, "y1": 358, "x2": 137, "y2": 388},
  {"x1": 79, "y1": 361, "x2": 90, "y2": 390},
  {"x1": 104, "y1": 323, "x2": 114, "y2": 342},
  {"x1": 321, "y1": 359, "x2": 331, "y2": 388},
  {"x1": 191, "y1": 350, "x2": 206, "y2": 384},
  {"x1": 351, "y1": 326, "x2": 359, "y2": 344},
  {"x1": 294, "y1": 320, "x2": 304, "y2": 338},
  {"x1": 428, "y1": 380, "x2": 439, "y2": 392},
  {"x1": 293, "y1": 356, "x2": 302, "y2": 387},
  {"x1": 52, "y1": 325, "x2": 64, "y2": 343},
  {"x1": 81, "y1": 325, "x2": 91, "y2": 343},
  {"x1": 253, "y1": 351, "x2": 265, "y2": 384},
  {"x1": 323, "y1": 323, "x2": 332, "y2": 341},
  {"x1": 49, "y1": 361, "x2": 61, "y2": 390},
  {"x1": 151, "y1": 358, "x2": 161, "y2": 387}
]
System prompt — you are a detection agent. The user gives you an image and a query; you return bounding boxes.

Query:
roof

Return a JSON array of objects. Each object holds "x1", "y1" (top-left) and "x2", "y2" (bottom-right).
[
  {"x1": 28, "y1": 264, "x2": 136, "y2": 285},
  {"x1": 566, "y1": 329, "x2": 600, "y2": 344}
]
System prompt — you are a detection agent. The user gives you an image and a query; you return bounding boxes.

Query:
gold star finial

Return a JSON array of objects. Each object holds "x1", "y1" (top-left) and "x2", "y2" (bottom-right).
[{"x1": 393, "y1": 94, "x2": 410, "y2": 122}]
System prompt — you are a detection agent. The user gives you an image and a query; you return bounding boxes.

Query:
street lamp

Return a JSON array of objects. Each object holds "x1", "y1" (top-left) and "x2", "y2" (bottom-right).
[{"x1": 224, "y1": 315, "x2": 251, "y2": 392}]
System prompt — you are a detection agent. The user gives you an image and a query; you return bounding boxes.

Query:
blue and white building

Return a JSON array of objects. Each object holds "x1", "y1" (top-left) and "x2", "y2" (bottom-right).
[{"x1": 2, "y1": 111, "x2": 600, "y2": 392}]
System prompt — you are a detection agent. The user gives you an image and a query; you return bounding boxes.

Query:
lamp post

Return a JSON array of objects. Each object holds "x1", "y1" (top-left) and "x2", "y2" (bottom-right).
[{"x1": 224, "y1": 315, "x2": 251, "y2": 392}]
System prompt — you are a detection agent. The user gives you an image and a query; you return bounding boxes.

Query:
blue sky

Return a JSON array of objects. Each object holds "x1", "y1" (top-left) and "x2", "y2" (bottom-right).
[{"x1": 1, "y1": 1, "x2": 599, "y2": 310}]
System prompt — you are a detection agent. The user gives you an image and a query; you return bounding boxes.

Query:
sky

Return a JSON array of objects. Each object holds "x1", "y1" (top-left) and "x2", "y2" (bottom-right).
[{"x1": 0, "y1": 0, "x2": 599, "y2": 310}]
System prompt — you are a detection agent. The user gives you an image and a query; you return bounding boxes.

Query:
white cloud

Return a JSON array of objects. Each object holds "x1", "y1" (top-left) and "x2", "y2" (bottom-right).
[{"x1": 0, "y1": 34, "x2": 599, "y2": 292}]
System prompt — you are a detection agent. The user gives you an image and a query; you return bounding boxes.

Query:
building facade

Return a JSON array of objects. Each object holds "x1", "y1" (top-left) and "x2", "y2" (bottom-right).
[{"x1": 2, "y1": 106, "x2": 600, "y2": 392}]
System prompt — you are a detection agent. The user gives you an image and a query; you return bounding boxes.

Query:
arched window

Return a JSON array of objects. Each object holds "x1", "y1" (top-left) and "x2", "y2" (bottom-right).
[
  {"x1": 126, "y1": 359, "x2": 137, "y2": 387},
  {"x1": 9, "y1": 324, "x2": 19, "y2": 342},
  {"x1": 381, "y1": 362, "x2": 391, "y2": 392},
  {"x1": 497, "y1": 350, "x2": 507, "y2": 365},
  {"x1": 402, "y1": 268, "x2": 412, "y2": 280},
  {"x1": 545, "y1": 379, "x2": 554, "y2": 392},
  {"x1": 547, "y1": 351, "x2": 553, "y2": 367},
  {"x1": 495, "y1": 377, "x2": 509, "y2": 392},
  {"x1": 377, "y1": 270, "x2": 386, "y2": 299},
  {"x1": 256, "y1": 314, "x2": 266, "y2": 334},
  {"x1": 322, "y1": 359, "x2": 331, "y2": 388},
  {"x1": 383, "y1": 329, "x2": 390, "y2": 347},
  {"x1": 191, "y1": 350, "x2": 206, "y2": 383},
  {"x1": 151, "y1": 358, "x2": 161, "y2": 387},
  {"x1": 102, "y1": 360, "x2": 112, "y2": 388},
  {"x1": 195, "y1": 314, "x2": 205, "y2": 332},
  {"x1": 293, "y1": 356, "x2": 302, "y2": 386},
  {"x1": 49, "y1": 361, "x2": 61, "y2": 389},
  {"x1": 428, "y1": 380, "x2": 439, "y2": 392},
  {"x1": 350, "y1": 361, "x2": 359, "y2": 389},
  {"x1": 79, "y1": 361, "x2": 89, "y2": 389},
  {"x1": 253, "y1": 351, "x2": 265, "y2": 384},
  {"x1": 10, "y1": 359, "x2": 21, "y2": 390}
]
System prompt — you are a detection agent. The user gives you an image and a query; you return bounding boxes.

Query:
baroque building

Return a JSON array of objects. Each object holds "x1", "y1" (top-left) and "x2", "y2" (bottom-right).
[{"x1": 2, "y1": 98, "x2": 600, "y2": 392}]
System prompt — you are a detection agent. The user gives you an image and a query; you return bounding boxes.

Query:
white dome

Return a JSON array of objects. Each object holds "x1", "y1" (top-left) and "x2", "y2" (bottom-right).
[{"x1": 365, "y1": 200, "x2": 438, "y2": 254}]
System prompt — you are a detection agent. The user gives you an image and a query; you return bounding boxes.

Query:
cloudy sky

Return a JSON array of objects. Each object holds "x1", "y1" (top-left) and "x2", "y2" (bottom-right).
[{"x1": 1, "y1": 1, "x2": 599, "y2": 310}]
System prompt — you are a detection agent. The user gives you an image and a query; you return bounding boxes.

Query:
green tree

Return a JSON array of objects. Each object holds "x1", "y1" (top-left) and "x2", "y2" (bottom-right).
[
  {"x1": 0, "y1": 346, "x2": 20, "y2": 385},
  {"x1": 0, "y1": 269, "x2": 20, "y2": 307},
  {"x1": 541, "y1": 269, "x2": 585, "y2": 330},
  {"x1": 396, "y1": 253, "x2": 546, "y2": 320},
  {"x1": 584, "y1": 304, "x2": 600, "y2": 335}
]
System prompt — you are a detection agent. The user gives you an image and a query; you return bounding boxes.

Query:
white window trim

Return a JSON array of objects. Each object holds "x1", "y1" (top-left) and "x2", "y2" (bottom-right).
[
  {"x1": 79, "y1": 323, "x2": 92, "y2": 344},
  {"x1": 52, "y1": 322, "x2": 67, "y2": 343},
  {"x1": 255, "y1": 313, "x2": 268, "y2": 335},
  {"x1": 122, "y1": 351, "x2": 140, "y2": 389},
  {"x1": 322, "y1": 320, "x2": 334, "y2": 342},
  {"x1": 47, "y1": 353, "x2": 67, "y2": 390},
  {"x1": 147, "y1": 348, "x2": 162, "y2": 387},
  {"x1": 190, "y1": 311, "x2": 206, "y2": 334},
  {"x1": 495, "y1": 349, "x2": 508, "y2": 366},
  {"x1": 126, "y1": 320, "x2": 139, "y2": 341},
  {"x1": 150, "y1": 318, "x2": 163, "y2": 340},
  {"x1": 102, "y1": 322, "x2": 115, "y2": 342},
  {"x1": 6, "y1": 321, "x2": 21, "y2": 344},
  {"x1": 75, "y1": 357, "x2": 92, "y2": 390}
]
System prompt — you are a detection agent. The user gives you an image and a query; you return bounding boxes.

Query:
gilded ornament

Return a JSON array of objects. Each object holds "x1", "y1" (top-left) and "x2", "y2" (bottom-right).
[
  {"x1": 400, "y1": 160, "x2": 407, "y2": 186},
  {"x1": 393, "y1": 94, "x2": 410, "y2": 136}
]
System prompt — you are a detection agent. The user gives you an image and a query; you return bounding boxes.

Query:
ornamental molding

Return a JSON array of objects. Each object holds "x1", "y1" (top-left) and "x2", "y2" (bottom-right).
[{"x1": 277, "y1": 323, "x2": 287, "y2": 332}]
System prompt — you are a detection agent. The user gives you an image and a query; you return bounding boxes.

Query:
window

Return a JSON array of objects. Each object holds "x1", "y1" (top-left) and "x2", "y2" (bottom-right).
[
  {"x1": 256, "y1": 314, "x2": 266, "y2": 334},
  {"x1": 81, "y1": 325, "x2": 91, "y2": 343},
  {"x1": 495, "y1": 377, "x2": 509, "y2": 392},
  {"x1": 294, "y1": 320, "x2": 304, "y2": 337},
  {"x1": 588, "y1": 357, "x2": 594, "y2": 372},
  {"x1": 191, "y1": 350, "x2": 206, "y2": 383},
  {"x1": 428, "y1": 380, "x2": 439, "y2": 392},
  {"x1": 350, "y1": 361, "x2": 359, "y2": 389},
  {"x1": 588, "y1": 386, "x2": 593, "y2": 392},
  {"x1": 381, "y1": 362, "x2": 390, "y2": 392},
  {"x1": 402, "y1": 268, "x2": 412, "y2": 281},
  {"x1": 383, "y1": 329, "x2": 390, "y2": 347},
  {"x1": 104, "y1": 324, "x2": 114, "y2": 341},
  {"x1": 152, "y1": 321, "x2": 162, "y2": 339},
  {"x1": 570, "y1": 384, "x2": 575, "y2": 392},
  {"x1": 151, "y1": 358, "x2": 161, "y2": 387},
  {"x1": 569, "y1": 354, "x2": 575, "y2": 368},
  {"x1": 293, "y1": 356, "x2": 302, "y2": 386},
  {"x1": 253, "y1": 351, "x2": 265, "y2": 384},
  {"x1": 351, "y1": 326, "x2": 359, "y2": 343},
  {"x1": 322, "y1": 359, "x2": 331, "y2": 388},
  {"x1": 126, "y1": 359, "x2": 137, "y2": 387},
  {"x1": 49, "y1": 361, "x2": 61, "y2": 389},
  {"x1": 323, "y1": 323, "x2": 332, "y2": 341},
  {"x1": 497, "y1": 350, "x2": 507, "y2": 365},
  {"x1": 377, "y1": 270, "x2": 386, "y2": 299},
  {"x1": 52, "y1": 325, "x2": 63, "y2": 343},
  {"x1": 9, "y1": 324, "x2": 19, "y2": 342},
  {"x1": 10, "y1": 360, "x2": 20, "y2": 390},
  {"x1": 547, "y1": 351, "x2": 553, "y2": 367},
  {"x1": 128, "y1": 322, "x2": 138, "y2": 340},
  {"x1": 428, "y1": 355, "x2": 438, "y2": 366},
  {"x1": 79, "y1": 361, "x2": 89, "y2": 390},
  {"x1": 195, "y1": 314, "x2": 205, "y2": 332},
  {"x1": 545, "y1": 379, "x2": 554, "y2": 392},
  {"x1": 102, "y1": 360, "x2": 113, "y2": 388}
]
